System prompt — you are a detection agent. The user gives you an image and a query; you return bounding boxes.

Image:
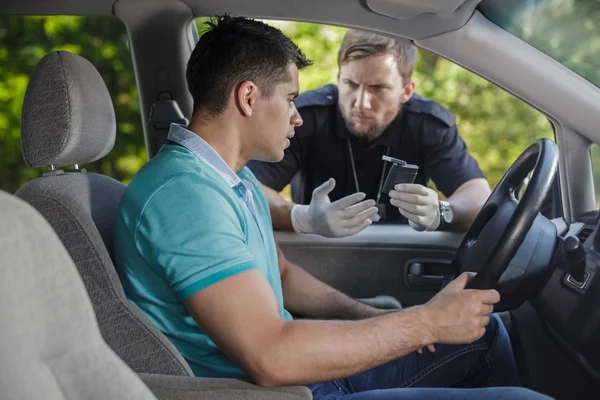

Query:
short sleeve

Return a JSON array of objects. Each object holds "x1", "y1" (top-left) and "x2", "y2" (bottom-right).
[
  {"x1": 247, "y1": 107, "x2": 317, "y2": 192},
  {"x1": 134, "y1": 173, "x2": 256, "y2": 301},
  {"x1": 421, "y1": 121, "x2": 486, "y2": 197}
]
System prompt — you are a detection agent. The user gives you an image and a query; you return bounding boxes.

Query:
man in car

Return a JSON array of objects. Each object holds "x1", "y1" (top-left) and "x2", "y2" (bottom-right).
[
  {"x1": 113, "y1": 15, "x2": 549, "y2": 400},
  {"x1": 248, "y1": 30, "x2": 491, "y2": 237}
]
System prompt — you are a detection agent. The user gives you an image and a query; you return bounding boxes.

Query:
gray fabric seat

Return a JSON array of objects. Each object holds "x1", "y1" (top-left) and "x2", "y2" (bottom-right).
[
  {"x1": 0, "y1": 191, "x2": 311, "y2": 400},
  {"x1": 360, "y1": 295, "x2": 402, "y2": 309},
  {"x1": 17, "y1": 50, "x2": 191, "y2": 377},
  {"x1": 15, "y1": 50, "x2": 311, "y2": 400},
  {"x1": 0, "y1": 190, "x2": 157, "y2": 400}
]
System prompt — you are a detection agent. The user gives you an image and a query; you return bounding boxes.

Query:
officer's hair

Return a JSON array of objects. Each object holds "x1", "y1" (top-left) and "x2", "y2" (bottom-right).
[
  {"x1": 338, "y1": 30, "x2": 417, "y2": 84},
  {"x1": 187, "y1": 15, "x2": 311, "y2": 118}
]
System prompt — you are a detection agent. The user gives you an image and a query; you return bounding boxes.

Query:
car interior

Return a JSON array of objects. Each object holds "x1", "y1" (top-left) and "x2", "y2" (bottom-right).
[{"x1": 1, "y1": 0, "x2": 600, "y2": 399}]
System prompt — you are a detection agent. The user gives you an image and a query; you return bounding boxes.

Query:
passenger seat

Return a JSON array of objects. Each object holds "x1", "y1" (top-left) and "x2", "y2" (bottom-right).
[
  {"x1": 0, "y1": 190, "x2": 310, "y2": 400},
  {"x1": 0, "y1": 190, "x2": 157, "y2": 400},
  {"x1": 15, "y1": 51, "x2": 311, "y2": 400}
]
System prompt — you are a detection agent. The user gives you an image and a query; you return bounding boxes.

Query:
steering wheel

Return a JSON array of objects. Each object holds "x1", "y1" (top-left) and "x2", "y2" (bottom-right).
[{"x1": 450, "y1": 138, "x2": 559, "y2": 290}]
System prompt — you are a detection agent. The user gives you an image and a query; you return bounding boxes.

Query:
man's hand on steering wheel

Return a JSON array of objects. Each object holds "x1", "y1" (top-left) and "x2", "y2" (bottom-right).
[{"x1": 422, "y1": 272, "x2": 500, "y2": 346}]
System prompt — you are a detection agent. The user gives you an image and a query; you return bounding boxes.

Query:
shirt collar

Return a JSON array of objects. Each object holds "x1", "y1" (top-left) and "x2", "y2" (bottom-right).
[{"x1": 166, "y1": 123, "x2": 252, "y2": 190}]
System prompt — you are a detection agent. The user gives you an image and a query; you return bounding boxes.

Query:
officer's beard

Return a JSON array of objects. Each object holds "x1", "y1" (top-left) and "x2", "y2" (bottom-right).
[
  {"x1": 341, "y1": 104, "x2": 402, "y2": 142},
  {"x1": 345, "y1": 120, "x2": 387, "y2": 141}
]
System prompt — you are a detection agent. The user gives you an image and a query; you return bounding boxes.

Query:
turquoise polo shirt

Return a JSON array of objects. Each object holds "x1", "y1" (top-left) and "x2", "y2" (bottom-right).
[{"x1": 113, "y1": 124, "x2": 293, "y2": 379}]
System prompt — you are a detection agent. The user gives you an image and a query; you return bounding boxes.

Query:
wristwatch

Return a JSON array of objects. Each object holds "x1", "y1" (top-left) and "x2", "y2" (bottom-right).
[{"x1": 437, "y1": 200, "x2": 454, "y2": 231}]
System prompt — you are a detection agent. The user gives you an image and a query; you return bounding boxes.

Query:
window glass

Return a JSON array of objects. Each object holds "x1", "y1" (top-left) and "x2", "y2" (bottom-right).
[
  {"x1": 0, "y1": 16, "x2": 144, "y2": 193},
  {"x1": 480, "y1": 0, "x2": 600, "y2": 89}
]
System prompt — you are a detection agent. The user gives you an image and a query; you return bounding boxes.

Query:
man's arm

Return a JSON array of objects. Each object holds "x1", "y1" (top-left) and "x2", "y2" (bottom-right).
[
  {"x1": 183, "y1": 270, "x2": 498, "y2": 387},
  {"x1": 260, "y1": 182, "x2": 295, "y2": 231},
  {"x1": 446, "y1": 178, "x2": 491, "y2": 231},
  {"x1": 276, "y1": 243, "x2": 385, "y2": 320}
]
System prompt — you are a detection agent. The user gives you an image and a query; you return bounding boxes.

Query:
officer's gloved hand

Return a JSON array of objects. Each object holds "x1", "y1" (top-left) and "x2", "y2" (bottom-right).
[
  {"x1": 389, "y1": 184, "x2": 440, "y2": 231},
  {"x1": 291, "y1": 178, "x2": 378, "y2": 238}
]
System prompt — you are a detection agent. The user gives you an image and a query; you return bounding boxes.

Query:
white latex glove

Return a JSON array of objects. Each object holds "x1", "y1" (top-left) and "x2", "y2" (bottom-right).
[
  {"x1": 389, "y1": 183, "x2": 440, "y2": 232},
  {"x1": 291, "y1": 178, "x2": 378, "y2": 238}
]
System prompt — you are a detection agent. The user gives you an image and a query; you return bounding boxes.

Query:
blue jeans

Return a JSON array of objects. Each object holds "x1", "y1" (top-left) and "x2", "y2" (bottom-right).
[{"x1": 308, "y1": 314, "x2": 551, "y2": 399}]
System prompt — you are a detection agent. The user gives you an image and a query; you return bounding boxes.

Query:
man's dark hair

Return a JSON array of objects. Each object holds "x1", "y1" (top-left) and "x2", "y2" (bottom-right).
[
  {"x1": 187, "y1": 15, "x2": 312, "y2": 117},
  {"x1": 338, "y1": 30, "x2": 417, "y2": 84}
]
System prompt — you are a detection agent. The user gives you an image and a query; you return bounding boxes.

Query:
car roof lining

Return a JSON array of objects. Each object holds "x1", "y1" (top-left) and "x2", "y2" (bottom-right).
[
  {"x1": 365, "y1": 0, "x2": 468, "y2": 20},
  {"x1": 3, "y1": 0, "x2": 481, "y2": 40}
]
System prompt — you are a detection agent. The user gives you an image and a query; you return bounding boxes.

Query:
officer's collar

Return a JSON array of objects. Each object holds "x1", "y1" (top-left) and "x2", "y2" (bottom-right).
[{"x1": 336, "y1": 106, "x2": 404, "y2": 148}]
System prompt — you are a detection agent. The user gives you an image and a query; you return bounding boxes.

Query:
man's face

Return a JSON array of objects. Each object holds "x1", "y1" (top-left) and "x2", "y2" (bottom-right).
[
  {"x1": 338, "y1": 53, "x2": 414, "y2": 141},
  {"x1": 252, "y1": 63, "x2": 303, "y2": 162}
]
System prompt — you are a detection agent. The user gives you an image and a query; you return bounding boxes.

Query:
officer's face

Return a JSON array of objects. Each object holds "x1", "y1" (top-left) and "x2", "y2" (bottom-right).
[
  {"x1": 338, "y1": 53, "x2": 414, "y2": 140},
  {"x1": 252, "y1": 63, "x2": 303, "y2": 162}
]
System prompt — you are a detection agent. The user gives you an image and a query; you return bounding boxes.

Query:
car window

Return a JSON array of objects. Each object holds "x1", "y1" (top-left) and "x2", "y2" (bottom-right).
[
  {"x1": 0, "y1": 15, "x2": 143, "y2": 193},
  {"x1": 195, "y1": 19, "x2": 556, "y2": 206},
  {"x1": 1, "y1": 16, "x2": 556, "y2": 209},
  {"x1": 479, "y1": 0, "x2": 600, "y2": 89}
]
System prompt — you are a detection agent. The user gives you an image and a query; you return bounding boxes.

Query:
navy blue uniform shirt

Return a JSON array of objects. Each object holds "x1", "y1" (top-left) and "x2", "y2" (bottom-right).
[{"x1": 248, "y1": 85, "x2": 485, "y2": 223}]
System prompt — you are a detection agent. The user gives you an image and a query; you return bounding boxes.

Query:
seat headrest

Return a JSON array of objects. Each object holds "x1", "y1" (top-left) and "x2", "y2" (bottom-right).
[{"x1": 21, "y1": 51, "x2": 116, "y2": 168}]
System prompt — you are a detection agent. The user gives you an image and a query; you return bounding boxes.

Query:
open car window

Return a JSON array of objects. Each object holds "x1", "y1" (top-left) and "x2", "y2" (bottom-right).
[{"x1": 198, "y1": 19, "x2": 556, "y2": 210}]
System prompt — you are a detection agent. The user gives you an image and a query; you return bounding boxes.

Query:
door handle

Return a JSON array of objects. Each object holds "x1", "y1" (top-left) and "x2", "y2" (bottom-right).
[{"x1": 406, "y1": 262, "x2": 447, "y2": 289}]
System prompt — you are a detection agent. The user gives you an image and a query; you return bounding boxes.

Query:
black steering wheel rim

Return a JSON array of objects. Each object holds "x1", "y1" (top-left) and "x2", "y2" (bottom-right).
[{"x1": 451, "y1": 138, "x2": 559, "y2": 290}]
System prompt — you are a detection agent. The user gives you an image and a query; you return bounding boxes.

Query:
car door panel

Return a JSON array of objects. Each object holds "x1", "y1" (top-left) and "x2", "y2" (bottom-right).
[{"x1": 275, "y1": 225, "x2": 464, "y2": 306}]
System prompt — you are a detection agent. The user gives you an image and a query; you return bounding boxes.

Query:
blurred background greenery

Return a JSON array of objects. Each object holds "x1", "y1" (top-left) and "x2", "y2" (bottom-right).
[
  {"x1": 1, "y1": 1, "x2": 598, "y2": 204},
  {"x1": 0, "y1": 16, "x2": 145, "y2": 192}
]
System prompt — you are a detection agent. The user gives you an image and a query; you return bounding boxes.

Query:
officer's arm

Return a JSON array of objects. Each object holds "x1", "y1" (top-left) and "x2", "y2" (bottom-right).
[
  {"x1": 446, "y1": 178, "x2": 491, "y2": 231},
  {"x1": 421, "y1": 119, "x2": 490, "y2": 231},
  {"x1": 260, "y1": 182, "x2": 296, "y2": 231}
]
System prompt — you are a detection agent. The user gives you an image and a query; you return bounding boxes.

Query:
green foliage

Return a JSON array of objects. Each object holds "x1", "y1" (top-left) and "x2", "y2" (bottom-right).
[{"x1": 269, "y1": 21, "x2": 347, "y2": 92}]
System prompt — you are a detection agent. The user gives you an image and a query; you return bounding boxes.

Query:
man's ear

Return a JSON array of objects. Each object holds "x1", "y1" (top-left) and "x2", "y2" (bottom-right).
[
  {"x1": 400, "y1": 80, "x2": 416, "y2": 104},
  {"x1": 236, "y1": 81, "x2": 258, "y2": 117}
]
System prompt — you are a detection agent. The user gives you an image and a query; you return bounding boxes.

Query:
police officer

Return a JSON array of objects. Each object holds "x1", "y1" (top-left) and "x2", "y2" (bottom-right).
[{"x1": 248, "y1": 29, "x2": 491, "y2": 237}]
